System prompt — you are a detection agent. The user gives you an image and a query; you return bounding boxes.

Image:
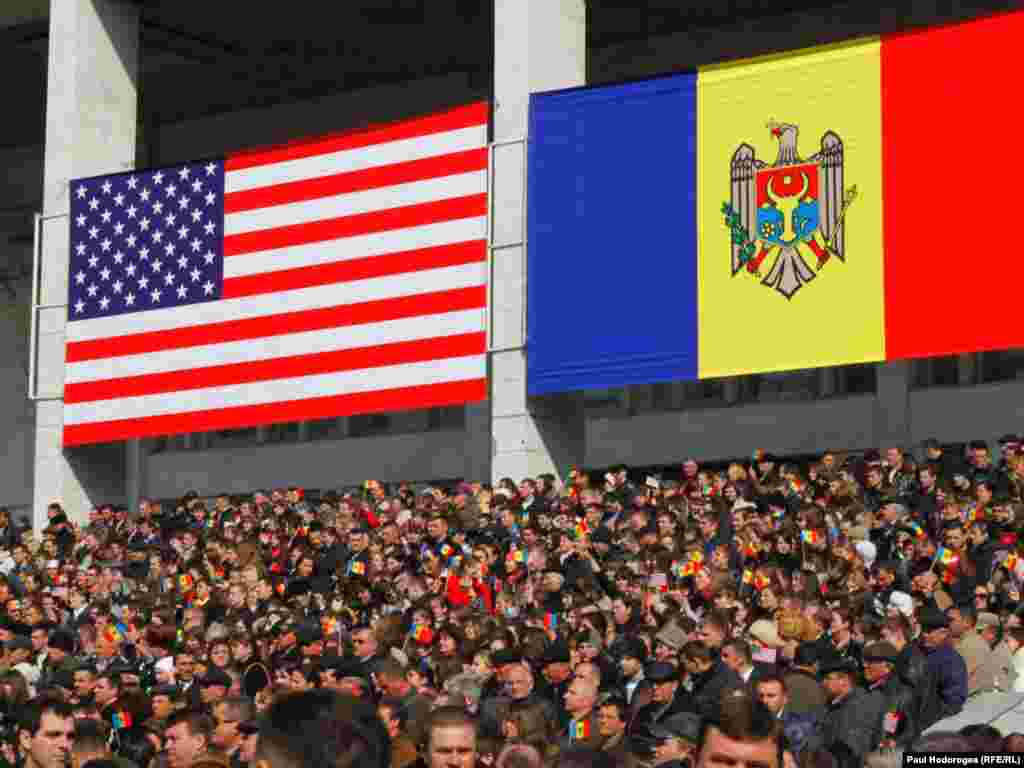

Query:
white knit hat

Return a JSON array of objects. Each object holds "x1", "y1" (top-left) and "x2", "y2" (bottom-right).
[{"x1": 854, "y1": 540, "x2": 877, "y2": 567}]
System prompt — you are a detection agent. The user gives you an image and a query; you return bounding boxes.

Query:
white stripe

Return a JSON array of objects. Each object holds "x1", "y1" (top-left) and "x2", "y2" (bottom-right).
[
  {"x1": 224, "y1": 171, "x2": 486, "y2": 236},
  {"x1": 225, "y1": 125, "x2": 487, "y2": 194},
  {"x1": 66, "y1": 309, "x2": 485, "y2": 384},
  {"x1": 223, "y1": 216, "x2": 485, "y2": 279},
  {"x1": 64, "y1": 355, "x2": 485, "y2": 425},
  {"x1": 67, "y1": 262, "x2": 486, "y2": 343}
]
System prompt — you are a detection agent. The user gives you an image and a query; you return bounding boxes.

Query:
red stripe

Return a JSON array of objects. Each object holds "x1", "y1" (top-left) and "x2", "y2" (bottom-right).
[
  {"x1": 223, "y1": 240, "x2": 484, "y2": 299},
  {"x1": 223, "y1": 194, "x2": 486, "y2": 257},
  {"x1": 225, "y1": 103, "x2": 488, "y2": 171},
  {"x1": 63, "y1": 378, "x2": 487, "y2": 447},
  {"x1": 224, "y1": 148, "x2": 488, "y2": 213},
  {"x1": 65, "y1": 332, "x2": 485, "y2": 404},
  {"x1": 65, "y1": 286, "x2": 486, "y2": 363}
]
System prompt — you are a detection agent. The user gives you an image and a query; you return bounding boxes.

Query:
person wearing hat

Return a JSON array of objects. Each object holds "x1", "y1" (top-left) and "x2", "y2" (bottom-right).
[
  {"x1": 648, "y1": 712, "x2": 701, "y2": 768},
  {"x1": 634, "y1": 662, "x2": 694, "y2": 729},
  {"x1": 972, "y1": 611, "x2": 1013, "y2": 693},
  {"x1": 538, "y1": 639, "x2": 574, "y2": 728},
  {"x1": 818, "y1": 657, "x2": 885, "y2": 768},
  {"x1": 618, "y1": 635, "x2": 648, "y2": 706},
  {"x1": 917, "y1": 608, "x2": 967, "y2": 731},
  {"x1": 862, "y1": 641, "x2": 916, "y2": 748}
]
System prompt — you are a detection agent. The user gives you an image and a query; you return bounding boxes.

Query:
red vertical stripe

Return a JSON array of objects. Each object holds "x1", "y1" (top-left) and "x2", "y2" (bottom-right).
[{"x1": 883, "y1": 11, "x2": 1024, "y2": 360}]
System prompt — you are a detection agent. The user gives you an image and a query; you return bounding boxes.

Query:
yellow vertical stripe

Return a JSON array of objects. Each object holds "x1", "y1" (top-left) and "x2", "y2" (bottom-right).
[{"x1": 696, "y1": 39, "x2": 885, "y2": 379}]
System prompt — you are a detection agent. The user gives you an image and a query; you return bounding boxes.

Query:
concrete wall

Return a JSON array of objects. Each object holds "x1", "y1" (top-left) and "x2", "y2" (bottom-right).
[{"x1": 145, "y1": 428, "x2": 472, "y2": 498}]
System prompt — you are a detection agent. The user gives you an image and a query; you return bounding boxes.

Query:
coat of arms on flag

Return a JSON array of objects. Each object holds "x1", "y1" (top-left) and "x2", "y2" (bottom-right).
[{"x1": 722, "y1": 120, "x2": 857, "y2": 299}]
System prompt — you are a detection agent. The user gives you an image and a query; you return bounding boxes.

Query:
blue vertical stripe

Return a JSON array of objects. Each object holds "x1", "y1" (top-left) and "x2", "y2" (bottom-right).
[{"x1": 526, "y1": 74, "x2": 699, "y2": 395}]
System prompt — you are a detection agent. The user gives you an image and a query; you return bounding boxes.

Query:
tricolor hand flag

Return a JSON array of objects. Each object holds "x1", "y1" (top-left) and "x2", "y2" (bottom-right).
[{"x1": 65, "y1": 103, "x2": 488, "y2": 446}]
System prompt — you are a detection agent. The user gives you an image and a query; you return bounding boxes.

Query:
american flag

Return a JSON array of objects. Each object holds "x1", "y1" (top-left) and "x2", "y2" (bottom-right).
[{"x1": 63, "y1": 103, "x2": 489, "y2": 446}]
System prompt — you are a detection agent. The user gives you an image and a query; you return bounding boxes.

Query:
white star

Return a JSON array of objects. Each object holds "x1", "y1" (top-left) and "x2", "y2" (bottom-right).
[
  {"x1": 190, "y1": 267, "x2": 201, "y2": 282},
  {"x1": 113, "y1": 222, "x2": 125, "y2": 236},
  {"x1": 113, "y1": 193, "x2": 125, "y2": 207},
  {"x1": 140, "y1": 188, "x2": 151, "y2": 202},
  {"x1": 205, "y1": 162, "x2": 217, "y2": 176},
  {"x1": 87, "y1": 255, "x2": 99, "y2": 269},
  {"x1": 75, "y1": 243, "x2": 87, "y2": 256},
  {"x1": 137, "y1": 276, "x2": 149, "y2": 290},
  {"x1": 101, "y1": 180, "x2": 112, "y2": 195},
  {"x1": 112, "y1": 280, "x2": 123, "y2": 294},
  {"x1": 127, "y1": 176, "x2": 138, "y2": 190},
  {"x1": 166, "y1": 183, "x2": 177, "y2": 198},
  {"x1": 126, "y1": 234, "x2": 137, "y2": 248},
  {"x1": 190, "y1": 238, "x2": 201, "y2": 253},
  {"x1": 164, "y1": 272, "x2": 175, "y2": 286},
  {"x1": 152, "y1": 201, "x2": 164, "y2": 215},
  {"x1": 179, "y1": 196, "x2": 190, "y2": 210},
  {"x1": 151, "y1": 259, "x2": 163, "y2": 272},
  {"x1": 100, "y1": 210, "x2": 112, "y2": 223},
  {"x1": 204, "y1": 191, "x2": 216, "y2": 206},
  {"x1": 150, "y1": 288, "x2": 162, "y2": 303},
  {"x1": 204, "y1": 221, "x2": 216, "y2": 236},
  {"x1": 176, "y1": 284, "x2": 188, "y2": 299},
  {"x1": 88, "y1": 226, "x2": 99, "y2": 240},
  {"x1": 164, "y1": 243, "x2": 176, "y2": 257},
  {"x1": 139, "y1": 217, "x2": 151, "y2": 232},
  {"x1": 76, "y1": 185, "x2": 87, "y2": 199},
  {"x1": 126, "y1": 204, "x2": 138, "y2": 219},
  {"x1": 177, "y1": 255, "x2": 189, "y2": 270},
  {"x1": 203, "y1": 280, "x2": 215, "y2": 296},
  {"x1": 100, "y1": 238, "x2": 112, "y2": 253},
  {"x1": 113, "y1": 251, "x2": 124, "y2": 265},
  {"x1": 99, "y1": 267, "x2": 111, "y2": 281},
  {"x1": 88, "y1": 197, "x2": 100, "y2": 211},
  {"x1": 86, "y1": 283, "x2": 98, "y2": 297},
  {"x1": 125, "y1": 263, "x2": 137, "y2": 277},
  {"x1": 74, "y1": 271, "x2": 86, "y2": 285},
  {"x1": 164, "y1": 213, "x2": 177, "y2": 227},
  {"x1": 179, "y1": 167, "x2": 191, "y2": 180},
  {"x1": 191, "y1": 179, "x2": 203, "y2": 193},
  {"x1": 204, "y1": 251, "x2": 215, "y2": 265},
  {"x1": 74, "y1": 299, "x2": 85, "y2": 314},
  {"x1": 125, "y1": 292, "x2": 135, "y2": 306},
  {"x1": 75, "y1": 214, "x2": 87, "y2": 227},
  {"x1": 139, "y1": 247, "x2": 150, "y2": 261},
  {"x1": 153, "y1": 171, "x2": 164, "y2": 185},
  {"x1": 191, "y1": 209, "x2": 202, "y2": 223},
  {"x1": 99, "y1": 296, "x2": 110, "y2": 311},
  {"x1": 177, "y1": 225, "x2": 188, "y2": 240},
  {"x1": 152, "y1": 231, "x2": 163, "y2": 244}
]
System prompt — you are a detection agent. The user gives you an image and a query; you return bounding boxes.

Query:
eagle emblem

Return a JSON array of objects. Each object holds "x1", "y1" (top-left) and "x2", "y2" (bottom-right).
[{"x1": 722, "y1": 121, "x2": 858, "y2": 300}]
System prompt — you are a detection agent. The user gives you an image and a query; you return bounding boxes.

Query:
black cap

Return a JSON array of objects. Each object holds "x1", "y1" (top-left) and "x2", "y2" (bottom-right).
[
  {"x1": 48, "y1": 629, "x2": 76, "y2": 654},
  {"x1": 295, "y1": 622, "x2": 323, "y2": 646},
  {"x1": 540, "y1": 640, "x2": 570, "y2": 666},
  {"x1": 862, "y1": 642, "x2": 899, "y2": 663},
  {"x1": 644, "y1": 662, "x2": 678, "y2": 683},
  {"x1": 150, "y1": 684, "x2": 180, "y2": 698},
  {"x1": 919, "y1": 609, "x2": 950, "y2": 632},
  {"x1": 6, "y1": 636, "x2": 32, "y2": 652},
  {"x1": 619, "y1": 636, "x2": 648, "y2": 663},
  {"x1": 818, "y1": 657, "x2": 857, "y2": 679},
  {"x1": 650, "y1": 712, "x2": 701, "y2": 743},
  {"x1": 492, "y1": 649, "x2": 522, "y2": 667},
  {"x1": 199, "y1": 667, "x2": 232, "y2": 688}
]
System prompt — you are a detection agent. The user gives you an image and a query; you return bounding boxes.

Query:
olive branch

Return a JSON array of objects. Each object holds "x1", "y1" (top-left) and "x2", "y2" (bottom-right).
[{"x1": 721, "y1": 202, "x2": 756, "y2": 269}]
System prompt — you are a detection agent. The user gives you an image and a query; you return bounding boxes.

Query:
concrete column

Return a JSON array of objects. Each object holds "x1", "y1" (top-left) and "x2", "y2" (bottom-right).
[
  {"x1": 124, "y1": 438, "x2": 145, "y2": 514},
  {"x1": 464, "y1": 400, "x2": 491, "y2": 483},
  {"x1": 490, "y1": 0, "x2": 586, "y2": 483},
  {"x1": 874, "y1": 361, "x2": 912, "y2": 450},
  {"x1": 34, "y1": 0, "x2": 139, "y2": 530}
]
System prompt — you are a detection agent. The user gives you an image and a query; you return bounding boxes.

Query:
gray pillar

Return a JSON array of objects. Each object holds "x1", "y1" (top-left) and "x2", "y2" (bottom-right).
[
  {"x1": 490, "y1": 0, "x2": 586, "y2": 483},
  {"x1": 34, "y1": 0, "x2": 139, "y2": 530},
  {"x1": 464, "y1": 401, "x2": 491, "y2": 482},
  {"x1": 124, "y1": 438, "x2": 145, "y2": 514},
  {"x1": 957, "y1": 353, "x2": 977, "y2": 387},
  {"x1": 875, "y1": 361, "x2": 912, "y2": 450}
]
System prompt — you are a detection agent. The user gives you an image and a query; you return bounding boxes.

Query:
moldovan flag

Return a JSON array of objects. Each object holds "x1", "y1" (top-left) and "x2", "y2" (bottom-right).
[
  {"x1": 64, "y1": 103, "x2": 488, "y2": 446},
  {"x1": 527, "y1": 10, "x2": 1024, "y2": 394}
]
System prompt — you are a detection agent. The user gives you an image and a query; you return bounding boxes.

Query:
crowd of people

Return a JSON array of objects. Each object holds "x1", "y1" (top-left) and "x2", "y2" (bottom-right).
[{"x1": 4, "y1": 436, "x2": 1024, "y2": 768}]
